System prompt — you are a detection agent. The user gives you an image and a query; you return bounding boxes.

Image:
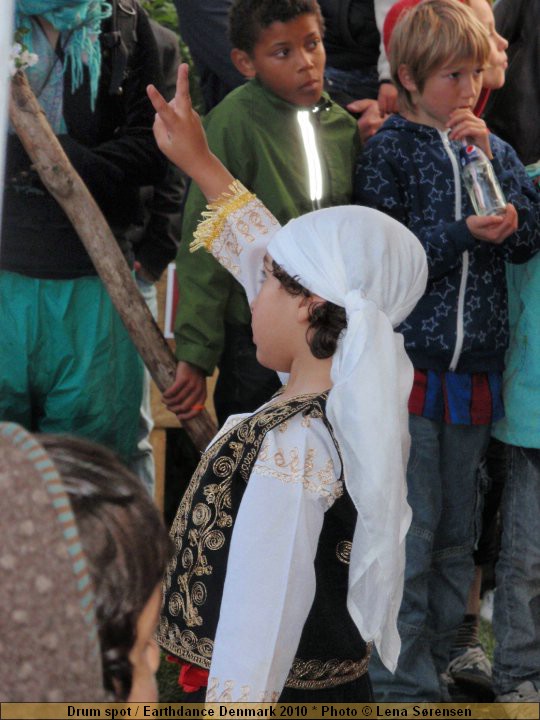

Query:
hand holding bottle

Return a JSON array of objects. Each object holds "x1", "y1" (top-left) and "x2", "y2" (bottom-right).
[
  {"x1": 447, "y1": 107, "x2": 492, "y2": 158},
  {"x1": 466, "y1": 204, "x2": 518, "y2": 244}
]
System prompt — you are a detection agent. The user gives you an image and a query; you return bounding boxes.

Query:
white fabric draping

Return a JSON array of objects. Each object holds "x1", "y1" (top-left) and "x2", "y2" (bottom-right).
[{"x1": 269, "y1": 206, "x2": 427, "y2": 670}]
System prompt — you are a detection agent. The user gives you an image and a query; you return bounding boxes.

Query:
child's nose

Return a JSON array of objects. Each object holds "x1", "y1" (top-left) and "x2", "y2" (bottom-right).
[
  {"x1": 461, "y1": 75, "x2": 477, "y2": 98},
  {"x1": 497, "y1": 32, "x2": 508, "y2": 51},
  {"x1": 297, "y1": 48, "x2": 315, "y2": 69}
]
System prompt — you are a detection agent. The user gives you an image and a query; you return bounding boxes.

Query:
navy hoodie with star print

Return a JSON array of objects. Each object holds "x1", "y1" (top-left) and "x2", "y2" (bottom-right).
[{"x1": 354, "y1": 114, "x2": 540, "y2": 374}]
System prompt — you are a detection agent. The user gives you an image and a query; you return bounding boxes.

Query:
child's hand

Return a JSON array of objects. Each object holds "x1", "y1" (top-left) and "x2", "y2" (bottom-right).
[
  {"x1": 447, "y1": 108, "x2": 492, "y2": 158},
  {"x1": 377, "y1": 83, "x2": 398, "y2": 116},
  {"x1": 466, "y1": 204, "x2": 518, "y2": 244},
  {"x1": 147, "y1": 65, "x2": 234, "y2": 200},
  {"x1": 147, "y1": 64, "x2": 209, "y2": 176},
  {"x1": 162, "y1": 361, "x2": 207, "y2": 421},
  {"x1": 347, "y1": 98, "x2": 386, "y2": 143}
]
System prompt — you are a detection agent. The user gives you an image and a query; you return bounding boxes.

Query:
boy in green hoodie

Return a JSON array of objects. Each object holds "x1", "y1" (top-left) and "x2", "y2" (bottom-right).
[{"x1": 167, "y1": 0, "x2": 359, "y2": 426}]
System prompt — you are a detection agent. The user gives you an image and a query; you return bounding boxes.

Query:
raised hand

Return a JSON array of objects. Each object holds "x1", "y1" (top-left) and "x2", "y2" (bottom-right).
[{"x1": 147, "y1": 64, "x2": 234, "y2": 200}]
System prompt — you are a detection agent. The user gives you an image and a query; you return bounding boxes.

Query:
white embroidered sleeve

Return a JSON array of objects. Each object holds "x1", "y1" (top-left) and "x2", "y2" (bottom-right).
[
  {"x1": 191, "y1": 181, "x2": 281, "y2": 304},
  {"x1": 205, "y1": 416, "x2": 342, "y2": 703}
]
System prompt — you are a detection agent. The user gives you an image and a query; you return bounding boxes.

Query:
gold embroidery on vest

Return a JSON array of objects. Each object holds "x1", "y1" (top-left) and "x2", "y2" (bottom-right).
[
  {"x1": 158, "y1": 393, "x2": 330, "y2": 666},
  {"x1": 336, "y1": 540, "x2": 352, "y2": 565},
  {"x1": 285, "y1": 643, "x2": 373, "y2": 689}
]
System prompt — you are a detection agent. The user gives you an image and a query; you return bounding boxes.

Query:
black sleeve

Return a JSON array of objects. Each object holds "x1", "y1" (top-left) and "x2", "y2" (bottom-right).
[
  {"x1": 134, "y1": 22, "x2": 186, "y2": 279},
  {"x1": 493, "y1": 0, "x2": 525, "y2": 44},
  {"x1": 59, "y1": 6, "x2": 168, "y2": 212}
]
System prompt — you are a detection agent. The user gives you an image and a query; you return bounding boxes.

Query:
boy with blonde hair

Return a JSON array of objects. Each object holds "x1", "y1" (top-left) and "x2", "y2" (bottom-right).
[{"x1": 354, "y1": 0, "x2": 540, "y2": 701}]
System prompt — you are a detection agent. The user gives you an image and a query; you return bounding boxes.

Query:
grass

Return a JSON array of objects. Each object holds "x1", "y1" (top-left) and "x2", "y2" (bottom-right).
[
  {"x1": 480, "y1": 617, "x2": 495, "y2": 660},
  {"x1": 157, "y1": 654, "x2": 187, "y2": 702}
]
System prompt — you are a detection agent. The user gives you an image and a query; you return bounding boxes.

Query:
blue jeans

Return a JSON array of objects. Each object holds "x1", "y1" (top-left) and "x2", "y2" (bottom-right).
[
  {"x1": 324, "y1": 65, "x2": 379, "y2": 105},
  {"x1": 370, "y1": 415, "x2": 491, "y2": 701},
  {"x1": 493, "y1": 445, "x2": 540, "y2": 695}
]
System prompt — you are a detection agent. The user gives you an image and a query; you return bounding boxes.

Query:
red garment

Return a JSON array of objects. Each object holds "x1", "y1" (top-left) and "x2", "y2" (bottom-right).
[
  {"x1": 166, "y1": 657, "x2": 209, "y2": 693},
  {"x1": 383, "y1": 0, "x2": 420, "y2": 53},
  {"x1": 408, "y1": 368, "x2": 503, "y2": 425},
  {"x1": 474, "y1": 87, "x2": 491, "y2": 118}
]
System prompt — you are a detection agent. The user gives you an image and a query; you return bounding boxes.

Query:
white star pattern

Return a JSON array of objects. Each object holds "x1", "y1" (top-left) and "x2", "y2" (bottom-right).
[
  {"x1": 422, "y1": 317, "x2": 439, "y2": 332},
  {"x1": 432, "y1": 277, "x2": 454, "y2": 300},
  {"x1": 419, "y1": 162, "x2": 443, "y2": 186},
  {"x1": 434, "y1": 301, "x2": 451, "y2": 318}
]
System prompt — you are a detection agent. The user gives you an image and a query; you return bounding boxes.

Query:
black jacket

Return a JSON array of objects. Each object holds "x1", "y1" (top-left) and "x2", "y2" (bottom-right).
[
  {"x1": 1, "y1": 4, "x2": 168, "y2": 279},
  {"x1": 318, "y1": 0, "x2": 379, "y2": 71},
  {"x1": 483, "y1": 0, "x2": 540, "y2": 165}
]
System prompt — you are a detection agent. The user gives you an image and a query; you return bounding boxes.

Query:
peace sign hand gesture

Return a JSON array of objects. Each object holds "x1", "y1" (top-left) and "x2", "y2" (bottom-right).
[{"x1": 147, "y1": 64, "x2": 233, "y2": 200}]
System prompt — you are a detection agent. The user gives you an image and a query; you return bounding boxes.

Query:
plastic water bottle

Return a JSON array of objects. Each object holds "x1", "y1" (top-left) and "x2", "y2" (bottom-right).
[{"x1": 459, "y1": 144, "x2": 507, "y2": 216}]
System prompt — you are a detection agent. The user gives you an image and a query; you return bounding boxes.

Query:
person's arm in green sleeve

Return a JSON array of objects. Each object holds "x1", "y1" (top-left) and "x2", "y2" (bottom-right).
[
  {"x1": 166, "y1": 90, "x2": 254, "y2": 420},
  {"x1": 169, "y1": 181, "x2": 236, "y2": 420}
]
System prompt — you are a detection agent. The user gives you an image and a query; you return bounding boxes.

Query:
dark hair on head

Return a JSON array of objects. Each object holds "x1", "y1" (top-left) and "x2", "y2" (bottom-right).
[
  {"x1": 39, "y1": 435, "x2": 172, "y2": 701},
  {"x1": 272, "y1": 260, "x2": 346, "y2": 359},
  {"x1": 229, "y1": 0, "x2": 324, "y2": 54}
]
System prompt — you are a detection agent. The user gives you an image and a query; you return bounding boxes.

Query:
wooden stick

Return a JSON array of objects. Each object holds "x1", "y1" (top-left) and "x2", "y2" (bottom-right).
[{"x1": 9, "y1": 71, "x2": 217, "y2": 451}]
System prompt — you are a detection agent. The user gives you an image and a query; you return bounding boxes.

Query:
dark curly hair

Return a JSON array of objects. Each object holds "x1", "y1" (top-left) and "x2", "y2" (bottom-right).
[
  {"x1": 39, "y1": 435, "x2": 172, "y2": 701},
  {"x1": 229, "y1": 0, "x2": 324, "y2": 54},
  {"x1": 272, "y1": 260, "x2": 346, "y2": 359}
]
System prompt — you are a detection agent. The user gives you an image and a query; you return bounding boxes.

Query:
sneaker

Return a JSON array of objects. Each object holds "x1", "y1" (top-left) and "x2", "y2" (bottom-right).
[
  {"x1": 496, "y1": 681, "x2": 540, "y2": 703},
  {"x1": 447, "y1": 644, "x2": 492, "y2": 691},
  {"x1": 439, "y1": 672, "x2": 454, "y2": 702}
]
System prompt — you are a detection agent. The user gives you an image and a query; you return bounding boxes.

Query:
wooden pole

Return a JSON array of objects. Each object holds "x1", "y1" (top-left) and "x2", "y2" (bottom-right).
[{"x1": 9, "y1": 71, "x2": 217, "y2": 451}]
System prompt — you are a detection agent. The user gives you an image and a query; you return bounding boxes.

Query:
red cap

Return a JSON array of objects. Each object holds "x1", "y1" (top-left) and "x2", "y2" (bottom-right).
[
  {"x1": 383, "y1": 0, "x2": 467, "y2": 56},
  {"x1": 383, "y1": 0, "x2": 421, "y2": 56}
]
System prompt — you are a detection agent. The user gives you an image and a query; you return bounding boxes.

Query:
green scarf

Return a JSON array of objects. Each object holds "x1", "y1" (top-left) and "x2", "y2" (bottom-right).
[{"x1": 16, "y1": 0, "x2": 112, "y2": 109}]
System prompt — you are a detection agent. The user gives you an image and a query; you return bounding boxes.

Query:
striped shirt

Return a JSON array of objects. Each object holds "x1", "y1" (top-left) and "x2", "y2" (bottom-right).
[{"x1": 409, "y1": 369, "x2": 504, "y2": 426}]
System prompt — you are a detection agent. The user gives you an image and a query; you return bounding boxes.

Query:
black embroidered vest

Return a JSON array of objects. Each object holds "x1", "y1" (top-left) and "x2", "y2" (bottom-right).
[{"x1": 157, "y1": 393, "x2": 371, "y2": 690}]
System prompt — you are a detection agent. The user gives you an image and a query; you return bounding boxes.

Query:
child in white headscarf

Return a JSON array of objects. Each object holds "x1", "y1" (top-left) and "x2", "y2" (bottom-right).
[{"x1": 148, "y1": 67, "x2": 428, "y2": 703}]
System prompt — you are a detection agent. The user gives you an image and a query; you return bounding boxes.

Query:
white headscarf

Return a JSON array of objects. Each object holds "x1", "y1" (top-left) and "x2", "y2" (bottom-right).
[{"x1": 268, "y1": 205, "x2": 427, "y2": 671}]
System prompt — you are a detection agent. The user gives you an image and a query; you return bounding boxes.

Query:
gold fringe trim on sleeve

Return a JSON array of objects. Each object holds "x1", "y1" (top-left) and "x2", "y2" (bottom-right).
[{"x1": 191, "y1": 180, "x2": 257, "y2": 253}]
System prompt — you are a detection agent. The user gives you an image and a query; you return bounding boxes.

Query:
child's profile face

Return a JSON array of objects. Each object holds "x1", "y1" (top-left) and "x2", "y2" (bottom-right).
[
  {"x1": 403, "y1": 58, "x2": 484, "y2": 130},
  {"x1": 251, "y1": 255, "x2": 304, "y2": 373},
  {"x1": 467, "y1": 0, "x2": 508, "y2": 90},
  {"x1": 126, "y1": 585, "x2": 162, "y2": 702},
  {"x1": 245, "y1": 13, "x2": 325, "y2": 107}
]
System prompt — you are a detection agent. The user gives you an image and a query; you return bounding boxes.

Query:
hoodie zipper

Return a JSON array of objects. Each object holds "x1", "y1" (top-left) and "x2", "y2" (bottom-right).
[
  {"x1": 297, "y1": 110, "x2": 324, "y2": 210},
  {"x1": 440, "y1": 130, "x2": 468, "y2": 372}
]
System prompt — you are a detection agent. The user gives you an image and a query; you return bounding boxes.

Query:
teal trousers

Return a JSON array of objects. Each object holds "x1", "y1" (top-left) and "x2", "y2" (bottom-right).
[{"x1": 0, "y1": 272, "x2": 143, "y2": 463}]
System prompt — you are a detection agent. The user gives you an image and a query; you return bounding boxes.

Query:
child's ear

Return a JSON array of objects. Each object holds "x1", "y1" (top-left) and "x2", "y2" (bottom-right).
[
  {"x1": 231, "y1": 48, "x2": 256, "y2": 78},
  {"x1": 398, "y1": 64, "x2": 418, "y2": 93},
  {"x1": 298, "y1": 295, "x2": 324, "y2": 323},
  {"x1": 297, "y1": 296, "x2": 311, "y2": 324}
]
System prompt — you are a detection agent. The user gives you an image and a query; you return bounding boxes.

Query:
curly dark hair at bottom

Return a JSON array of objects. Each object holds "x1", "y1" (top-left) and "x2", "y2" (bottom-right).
[
  {"x1": 39, "y1": 435, "x2": 172, "y2": 701},
  {"x1": 271, "y1": 260, "x2": 346, "y2": 358}
]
